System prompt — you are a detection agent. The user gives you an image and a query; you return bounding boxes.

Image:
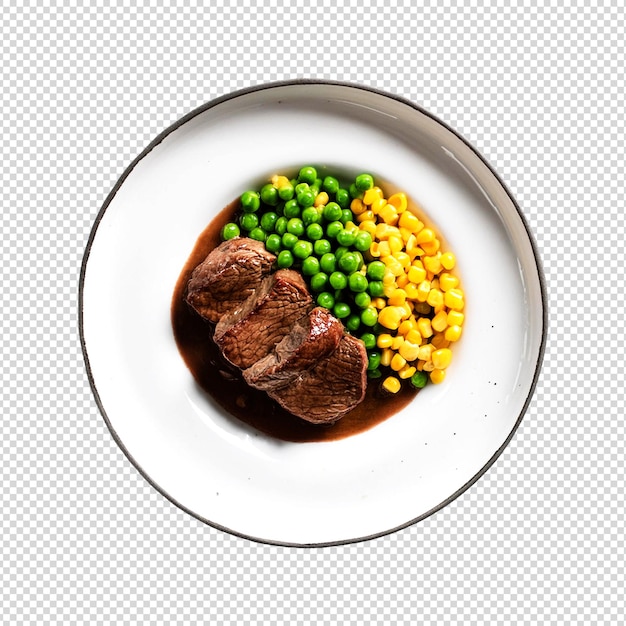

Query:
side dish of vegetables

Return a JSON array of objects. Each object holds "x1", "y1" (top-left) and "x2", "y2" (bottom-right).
[{"x1": 220, "y1": 166, "x2": 465, "y2": 391}]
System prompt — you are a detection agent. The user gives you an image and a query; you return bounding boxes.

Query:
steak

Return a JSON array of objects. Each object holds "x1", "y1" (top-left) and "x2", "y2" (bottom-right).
[
  {"x1": 185, "y1": 237, "x2": 276, "y2": 323},
  {"x1": 213, "y1": 269, "x2": 313, "y2": 369},
  {"x1": 267, "y1": 334, "x2": 368, "y2": 424},
  {"x1": 243, "y1": 307, "x2": 344, "y2": 392}
]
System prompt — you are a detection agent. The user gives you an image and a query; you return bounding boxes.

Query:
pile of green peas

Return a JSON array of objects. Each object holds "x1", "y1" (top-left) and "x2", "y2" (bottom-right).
[{"x1": 221, "y1": 166, "x2": 386, "y2": 363}]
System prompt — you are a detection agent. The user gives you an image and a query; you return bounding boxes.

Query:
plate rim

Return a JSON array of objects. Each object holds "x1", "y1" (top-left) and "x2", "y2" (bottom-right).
[{"x1": 78, "y1": 78, "x2": 548, "y2": 547}]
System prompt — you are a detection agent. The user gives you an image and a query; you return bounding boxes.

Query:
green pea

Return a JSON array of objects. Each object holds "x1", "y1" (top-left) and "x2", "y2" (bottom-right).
[
  {"x1": 302, "y1": 256, "x2": 320, "y2": 276},
  {"x1": 277, "y1": 182, "x2": 295, "y2": 201},
  {"x1": 411, "y1": 371, "x2": 429, "y2": 389},
  {"x1": 336, "y1": 229, "x2": 356, "y2": 247},
  {"x1": 249, "y1": 227, "x2": 266, "y2": 242},
  {"x1": 295, "y1": 182, "x2": 310, "y2": 195},
  {"x1": 338, "y1": 252, "x2": 358, "y2": 274},
  {"x1": 322, "y1": 202, "x2": 342, "y2": 222},
  {"x1": 287, "y1": 218, "x2": 305, "y2": 237},
  {"x1": 310, "y1": 272, "x2": 329, "y2": 292},
  {"x1": 354, "y1": 291, "x2": 372, "y2": 309},
  {"x1": 314, "y1": 239, "x2": 332, "y2": 256},
  {"x1": 354, "y1": 231, "x2": 373, "y2": 252},
  {"x1": 361, "y1": 306, "x2": 378, "y2": 327},
  {"x1": 277, "y1": 249, "x2": 294, "y2": 268},
  {"x1": 345, "y1": 313, "x2": 361, "y2": 332},
  {"x1": 275, "y1": 216, "x2": 288, "y2": 236},
  {"x1": 355, "y1": 173, "x2": 374, "y2": 192},
  {"x1": 239, "y1": 212, "x2": 258, "y2": 231},
  {"x1": 340, "y1": 209, "x2": 353, "y2": 225},
  {"x1": 260, "y1": 211, "x2": 279, "y2": 232},
  {"x1": 298, "y1": 166, "x2": 317, "y2": 185},
  {"x1": 323, "y1": 176, "x2": 339, "y2": 195},
  {"x1": 260, "y1": 183, "x2": 279, "y2": 206},
  {"x1": 329, "y1": 271, "x2": 348, "y2": 290},
  {"x1": 313, "y1": 177, "x2": 323, "y2": 192},
  {"x1": 367, "y1": 350, "x2": 381, "y2": 371},
  {"x1": 367, "y1": 368, "x2": 382, "y2": 379},
  {"x1": 367, "y1": 260, "x2": 386, "y2": 281},
  {"x1": 283, "y1": 199, "x2": 301, "y2": 219},
  {"x1": 297, "y1": 189, "x2": 315, "y2": 208},
  {"x1": 333, "y1": 302, "x2": 351, "y2": 319},
  {"x1": 368, "y1": 280, "x2": 385, "y2": 297},
  {"x1": 360, "y1": 332, "x2": 376, "y2": 350},
  {"x1": 349, "y1": 182, "x2": 363, "y2": 199},
  {"x1": 265, "y1": 233, "x2": 282, "y2": 253},
  {"x1": 336, "y1": 188, "x2": 350, "y2": 209},
  {"x1": 292, "y1": 239, "x2": 313, "y2": 260},
  {"x1": 349, "y1": 272, "x2": 368, "y2": 293},
  {"x1": 281, "y1": 232, "x2": 298, "y2": 249},
  {"x1": 221, "y1": 222, "x2": 240, "y2": 240},
  {"x1": 320, "y1": 253, "x2": 337, "y2": 274},
  {"x1": 326, "y1": 220, "x2": 343, "y2": 239},
  {"x1": 316, "y1": 291, "x2": 335, "y2": 309},
  {"x1": 240, "y1": 190, "x2": 260, "y2": 213},
  {"x1": 334, "y1": 246, "x2": 349, "y2": 260},
  {"x1": 302, "y1": 206, "x2": 320, "y2": 226},
  {"x1": 306, "y1": 223, "x2": 324, "y2": 241}
]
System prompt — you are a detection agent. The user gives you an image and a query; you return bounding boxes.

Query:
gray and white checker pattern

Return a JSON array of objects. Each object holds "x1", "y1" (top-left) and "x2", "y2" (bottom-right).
[{"x1": 2, "y1": 1, "x2": 623, "y2": 623}]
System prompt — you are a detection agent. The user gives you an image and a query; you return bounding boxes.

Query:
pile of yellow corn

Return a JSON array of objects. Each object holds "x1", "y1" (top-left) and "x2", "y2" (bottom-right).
[{"x1": 352, "y1": 186, "x2": 465, "y2": 391}]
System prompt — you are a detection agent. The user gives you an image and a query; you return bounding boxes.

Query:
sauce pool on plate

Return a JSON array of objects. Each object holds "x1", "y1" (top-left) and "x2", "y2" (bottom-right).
[{"x1": 171, "y1": 200, "x2": 418, "y2": 443}]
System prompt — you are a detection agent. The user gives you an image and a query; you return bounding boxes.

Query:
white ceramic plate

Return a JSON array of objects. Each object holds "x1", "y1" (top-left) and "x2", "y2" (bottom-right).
[{"x1": 80, "y1": 81, "x2": 546, "y2": 546}]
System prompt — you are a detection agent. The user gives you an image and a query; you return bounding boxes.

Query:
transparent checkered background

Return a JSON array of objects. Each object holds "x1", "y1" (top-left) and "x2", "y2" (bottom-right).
[{"x1": 2, "y1": 1, "x2": 624, "y2": 624}]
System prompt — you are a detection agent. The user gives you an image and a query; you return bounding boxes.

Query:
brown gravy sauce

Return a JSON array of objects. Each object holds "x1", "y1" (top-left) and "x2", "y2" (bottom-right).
[{"x1": 171, "y1": 200, "x2": 418, "y2": 442}]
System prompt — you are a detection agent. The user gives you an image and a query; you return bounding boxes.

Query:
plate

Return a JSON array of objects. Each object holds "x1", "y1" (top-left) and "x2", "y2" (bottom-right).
[{"x1": 80, "y1": 81, "x2": 546, "y2": 546}]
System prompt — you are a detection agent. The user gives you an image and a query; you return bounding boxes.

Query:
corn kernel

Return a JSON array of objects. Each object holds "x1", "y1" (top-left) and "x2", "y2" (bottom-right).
[
  {"x1": 440, "y1": 251, "x2": 456, "y2": 270},
  {"x1": 431, "y1": 347, "x2": 452, "y2": 369},
  {"x1": 380, "y1": 348, "x2": 394, "y2": 367},
  {"x1": 430, "y1": 369, "x2": 446, "y2": 384},
  {"x1": 350, "y1": 198, "x2": 366, "y2": 214},
  {"x1": 447, "y1": 310, "x2": 464, "y2": 326},
  {"x1": 398, "y1": 319, "x2": 416, "y2": 335},
  {"x1": 376, "y1": 333, "x2": 394, "y2": 349},
  {"x1": 390, "y1": 352, "x2": 407, "y2": 371},
  {"x1": 378, "y1": 241, "x2": 391, "y2": 258},
  {"x1": 399, "y1": 340, "x2": 420, "y2": 362},
  {"x1": 417, "y1": 317, "x2": 433, "y2": 339},
  {"x1": 387, "y1": 192, "x2": 408, "y2": 213},
  {"x1": 396, "y1": 273, "x2": 409, "y2": 288},
  {"x1": 375, "y1": 223, "x2": 398, "y2": 241},
  {"x1": 369, "y1": 242, "x2": 381, "y2": 257},
  {"x1": 382, "y1": 269, "x2": 396, "y2": 286},
  {"x1": 404, "y1": 282, "x2": 420, "y2": 300},
  {"x1": 363, "y1": 188, "x2": 381, "y2": 205},
  {"x1": 415, "y1": 228, "x2": 435, "y2": 244},
  {"x1": 439, "y1": 272, "x2": 459, "y2": 291},
  {"x1": 314, "y1": 191, "x2": 329, "y2": 207},
  {"x1": 400, "y1": 302, "x2": 412, "y2": 319},
  {"x1": 378, "y1": 306, "x2": 404, "y2": 330},
  {"x1": 388, "y1": 234, "x2": 404, "y2": 253},
  {"x1": 379, "y1": 204, "x2": 399, "y2": 225},
  {"x1": 371, "y1": 197, "x2": 387, "y2": 214},
  {"x1": 392, "y1": 335, "x2": 405, "y2": 350},
  {"x1": 424, "y1": 254, "x2": 443, "y2": 274},
  {"x1": 271, "y1": 175, "x2": 291, "y2": 188},
  {"x1": 395, "y1": 251, "x2": 411, "y2": 268},
  {"x1": 427, "y1": 288, "x2": 444, "y2": 309},
  {"x1": 406, "y1": 239, "x2": 424, "y2": 260},
  {"x1": 386, "y1": 258, "x2": 404, "y2": 277},
  {"x1": 422, "y1": 360, "x2": 435, "y2": 371},
  {"x1": 398, "y1": 364, "x2": 417, "y2": 379},
  {"x1": 421, "y1": 239, "x2": 440, "y2": 255},
  {"x1": 444, "y1": 325, "x2": 463, "y2": 342},
  {"x1": 417, "y1": 343, "x2": 434, "y2": 361},
  {"x1": 431, "y1": 309, "x2": 449, "y2": 332},
  {"x1": 388, "y1": 288, "x2": 407, "y2": 306},
  {"x1": 398, "y1": 211, "x2": 423, "y2": 233},
  {"x1": 399, "y1": 227, "x2": 413, "y2": 243},
  {"x1": 407, "y1": 265, "x2": 427, "y2": 284},
  {"x1": 382, "y1": 376, "x2": 401, "y2": 394},
  {"x1": 431, "y1": 333, "x2": 450, "y2": 349},
  {"x1": 406, "y1": 328, "x2": 422, "y2": 345},
  {"x1": 372, "y1": 297, "x2": 387, "y2": 309},
  {"x1": 416, "y1": 280, "x2": 431, "y2": 302},
  {"x1": 356, "y1": 210, "x2": 375, "y2": 224},
  {"x1": 444, "y1": 288, "x2": 465, "y2": 310}
]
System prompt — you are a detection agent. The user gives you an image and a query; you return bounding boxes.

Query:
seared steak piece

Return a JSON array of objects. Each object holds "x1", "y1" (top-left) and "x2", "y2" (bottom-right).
[
  {"x1": 185, "y1": 237, "x2": 276, "y2": 323},
  {"x1": 243, "y1": 307, "x2": 344, "y2": 392},
  {"x1": 268, "y1": 334, "x2": 368, "y2": 424},
  {"x1": 213, "y1": 269, "x2": 313, "y2": 369}
]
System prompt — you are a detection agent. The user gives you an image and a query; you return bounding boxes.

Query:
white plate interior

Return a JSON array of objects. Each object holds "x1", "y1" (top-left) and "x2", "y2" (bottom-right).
[{"x1": 81, "y1": 83, "x2": 545, "y2": 546}]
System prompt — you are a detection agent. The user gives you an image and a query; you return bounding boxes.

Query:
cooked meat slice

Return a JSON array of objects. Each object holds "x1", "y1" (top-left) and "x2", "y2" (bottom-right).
[
  {"x1": 185, "y1": 237, "x2": 276, "y2": 323},
  {"x1": 213, "y1": 269, "x2": 313, "y2": 369},
  {"x1": 268, "y1": 334, "x2": 368, "y2": 424},
  {"x1": 243, "y1": 307, "x2": 344, "y2": 392}
]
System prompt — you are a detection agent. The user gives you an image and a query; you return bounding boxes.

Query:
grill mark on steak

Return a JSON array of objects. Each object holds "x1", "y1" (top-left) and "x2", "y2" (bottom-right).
[
  {"x1": 243, "y1": 306, "x2": 344, "y2": 393},
  {"x1": 213, "y1": 269, "x2": 313, "y2": 370},
  {"x1": 267, "y1": 334, "x2": 368, "y2": 424},
  {"x1": 185, "y1": 237, "x2": 276, "y2": 323}
]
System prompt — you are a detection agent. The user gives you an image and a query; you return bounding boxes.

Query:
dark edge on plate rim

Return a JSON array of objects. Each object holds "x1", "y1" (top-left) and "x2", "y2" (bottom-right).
[{"x1": 78, "y1": 79, "x2": 548, "y2": 548}]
